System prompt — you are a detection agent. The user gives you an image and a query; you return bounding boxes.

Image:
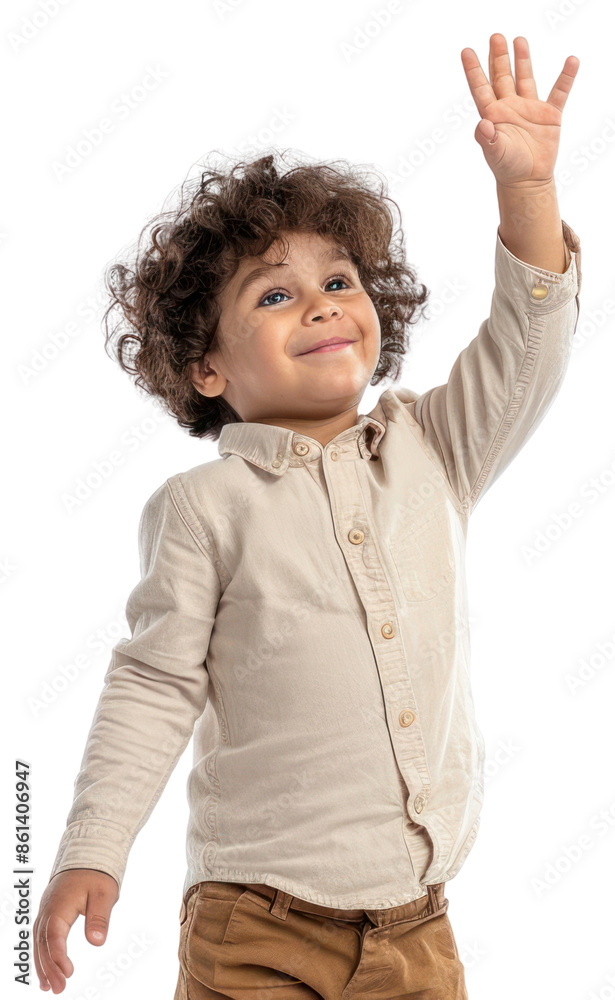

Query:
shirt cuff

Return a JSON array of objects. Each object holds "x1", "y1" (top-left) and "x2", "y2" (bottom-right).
[
  {"x1": 48, "y1": 821, "x2": 127, "y2": 892},
  {"x1": 495, "y1": 218, "x2": 582, "y2": 313}
]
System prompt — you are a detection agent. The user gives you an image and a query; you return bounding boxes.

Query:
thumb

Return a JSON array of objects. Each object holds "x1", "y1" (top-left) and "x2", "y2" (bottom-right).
[
  {"x1": 84, "y1": 889, "x2": 114, "y2": 946},
  {"x1": 474, "y1": 117, "x2": 500, "y2": 148}
]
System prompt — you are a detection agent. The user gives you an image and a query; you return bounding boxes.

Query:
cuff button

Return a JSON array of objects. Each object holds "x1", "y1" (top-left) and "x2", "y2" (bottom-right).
[{"x1": 530, "y1": 281, "x2": 549, "y2": 301}]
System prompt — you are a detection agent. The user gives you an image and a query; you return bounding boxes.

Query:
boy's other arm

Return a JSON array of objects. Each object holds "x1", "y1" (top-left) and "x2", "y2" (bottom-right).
[
  {"x1": 34, "y1": 479, "x2": 220, "y2": 993},
  {"x1": 418, "y1": 34, "x2": 584, "y2": 511},
  {"x1": 404, "y1": 209, "x2": 581, "y2": 514}
]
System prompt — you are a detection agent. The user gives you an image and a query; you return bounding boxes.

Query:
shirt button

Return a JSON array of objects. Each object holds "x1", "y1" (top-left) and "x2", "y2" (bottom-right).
[
  {"x1": 414, "y1": 792, "x2": 427, "y2": 814},
  {"x1": 293, "y1": 441, "x2": 310, "y2": 456},
  {"x1": 381, "y1": 622, "x2": 396, "y2": 639},
  {"x1": 530, "y1": 281, "x2": 549, "y2": 301},
  {"x1": 399, "y1": 709, "x2": 415, "y2": 727},
  {"x1": 329, "y1": 450, "x2": 339, "y2": 461},
  {"x1": 348, "y1": 528, "x2": 365, "y2": 545}
]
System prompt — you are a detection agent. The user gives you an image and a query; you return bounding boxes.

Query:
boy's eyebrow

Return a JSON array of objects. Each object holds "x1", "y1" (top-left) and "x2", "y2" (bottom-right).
[{"x1": 235, "y1": 245, "x2": 356, "y2": 301}]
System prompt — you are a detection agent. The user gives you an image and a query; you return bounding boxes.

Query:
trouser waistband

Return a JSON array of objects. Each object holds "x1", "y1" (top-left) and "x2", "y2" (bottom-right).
[{"x1": 240, "y1": 881, "x2": 448, "y2": 925}]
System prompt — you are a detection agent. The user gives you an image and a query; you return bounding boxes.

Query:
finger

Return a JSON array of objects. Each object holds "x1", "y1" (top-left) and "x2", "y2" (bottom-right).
[
  {"x1": 85, "y1": 886, "x2": 114, "y2": 945},
  {"x1": 32, "y1": 916, "x2": 51, "y2": 992},
  {"x1": 512, "y1": 36, "x2": 539, "y2": 100},
  {"x1": 460, "y1": 47, "x2": 497, "y2": 120},
  {"x1": 489, "y1": 32, "x2": 517, "y2": 100},
  {"x1": 38, "y1": 913, "x2": 74, "y2": 993},
  {"x1": 545, "y1": 55, "x2": 580, "y2": 113}
]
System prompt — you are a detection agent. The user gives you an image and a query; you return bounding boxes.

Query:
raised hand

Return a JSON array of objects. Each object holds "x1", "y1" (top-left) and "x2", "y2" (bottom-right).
[{"x1": 461, "y1": 33, "x2": 580, "y2": 189}]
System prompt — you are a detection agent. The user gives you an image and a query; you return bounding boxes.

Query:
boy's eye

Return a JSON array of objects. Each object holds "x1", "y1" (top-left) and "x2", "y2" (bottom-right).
[{"x1": 258, "y1": 274, "x2": 352, "y2": 308}]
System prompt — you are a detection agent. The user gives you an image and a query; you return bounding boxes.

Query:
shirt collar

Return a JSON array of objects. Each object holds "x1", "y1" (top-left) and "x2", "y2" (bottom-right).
[{"x1": 218, "y1": 412, "x2": 387, "y2": 476}]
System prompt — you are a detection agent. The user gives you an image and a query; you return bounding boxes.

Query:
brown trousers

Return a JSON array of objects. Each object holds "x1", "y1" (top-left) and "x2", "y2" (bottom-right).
[{"x1": 173, "y1": 879, "x2": 468, "y2": 999}]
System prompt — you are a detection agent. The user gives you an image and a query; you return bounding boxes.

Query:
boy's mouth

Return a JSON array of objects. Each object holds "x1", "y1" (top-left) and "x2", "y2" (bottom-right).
[{"x1": 296, "y1": 337, "x2": 356, "y2": 355}]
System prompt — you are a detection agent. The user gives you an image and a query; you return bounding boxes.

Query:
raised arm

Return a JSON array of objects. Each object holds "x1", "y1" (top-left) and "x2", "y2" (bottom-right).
[
  {"x1": 401, "y1": 34, "x2": 582, "y2": 511},
  {"x1": 403, "y1": 218, "x2": 581, "y2": 512}
]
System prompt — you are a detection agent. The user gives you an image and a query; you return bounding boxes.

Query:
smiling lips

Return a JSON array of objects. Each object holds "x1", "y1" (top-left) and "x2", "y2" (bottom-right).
[{"x1": 298, "y1": 337, "x2": 356, "y2": 355}]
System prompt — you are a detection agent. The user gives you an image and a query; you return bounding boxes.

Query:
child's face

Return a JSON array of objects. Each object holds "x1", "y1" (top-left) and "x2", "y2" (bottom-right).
[{"x1": 190, "y1": 229, "x2": 382, "y2": 426}]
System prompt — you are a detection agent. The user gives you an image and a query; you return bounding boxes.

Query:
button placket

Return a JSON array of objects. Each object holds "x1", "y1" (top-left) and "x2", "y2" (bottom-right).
[{"x1": 321, "y1": 452, "x2": 431, "y2": 830}]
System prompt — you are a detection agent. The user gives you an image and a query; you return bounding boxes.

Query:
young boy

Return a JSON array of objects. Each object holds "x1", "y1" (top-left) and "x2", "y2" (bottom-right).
[{"x1": 34, "y1": 34, "x2": 581, "y2": 999}]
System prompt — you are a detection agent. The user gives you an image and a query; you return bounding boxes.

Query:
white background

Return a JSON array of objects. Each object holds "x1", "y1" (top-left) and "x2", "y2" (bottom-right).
[{"x1": 2, "y1": 0, "x2": 613, "y2": 997}]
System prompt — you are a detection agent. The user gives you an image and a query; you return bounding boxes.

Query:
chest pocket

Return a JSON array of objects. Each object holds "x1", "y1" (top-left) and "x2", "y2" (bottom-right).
[{"x1": 391, "y1": 499, "x2": 455, "y2": 602}]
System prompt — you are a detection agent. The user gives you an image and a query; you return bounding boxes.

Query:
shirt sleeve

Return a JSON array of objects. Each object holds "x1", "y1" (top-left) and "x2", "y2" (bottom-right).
[
  {"x1": 404, "y1": 219, "x2": 582, "y2": 513},
  {"x1": 47, "y1": 478, "x2": 220, "y2": 893}
]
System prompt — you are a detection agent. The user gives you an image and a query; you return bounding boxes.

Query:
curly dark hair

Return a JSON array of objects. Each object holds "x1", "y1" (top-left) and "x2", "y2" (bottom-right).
[{"x1": 102, "y1": 148, "x2": 430, "y2": 441}]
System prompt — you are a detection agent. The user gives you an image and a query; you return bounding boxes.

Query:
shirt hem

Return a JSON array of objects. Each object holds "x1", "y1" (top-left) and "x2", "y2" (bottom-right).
[{"x1": 183, "y1": 866, "x2": 439, "y2": 910}]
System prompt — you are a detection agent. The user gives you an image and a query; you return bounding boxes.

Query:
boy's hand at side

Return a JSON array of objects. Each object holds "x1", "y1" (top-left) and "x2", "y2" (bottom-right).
[{"x1": 33, "y1": 869, "x2": 119, "y2": 994}]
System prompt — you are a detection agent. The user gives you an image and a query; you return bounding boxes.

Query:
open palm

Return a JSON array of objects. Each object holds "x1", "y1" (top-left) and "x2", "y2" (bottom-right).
[{"x1": 461, "y1": 34, "x2": 580, "y2": 188}]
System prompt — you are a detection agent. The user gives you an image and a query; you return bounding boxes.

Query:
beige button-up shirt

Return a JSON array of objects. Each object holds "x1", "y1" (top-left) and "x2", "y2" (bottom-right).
[{"x1": 49, "y1": 222, "x2": 582, "y2": 909}]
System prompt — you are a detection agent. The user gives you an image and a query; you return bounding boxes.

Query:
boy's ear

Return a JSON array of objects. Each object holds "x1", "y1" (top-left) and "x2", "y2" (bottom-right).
[
  {"x1": 189, "y1": 358, "x2": 209, "y2": 393},
  {"x1": 189, "y1": 356, "x2": 224, "y2": 398}
]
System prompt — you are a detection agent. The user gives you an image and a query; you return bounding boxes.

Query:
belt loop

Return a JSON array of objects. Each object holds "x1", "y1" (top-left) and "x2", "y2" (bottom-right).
[
  {"x1": 180, "y1": 882, "x2": 200, "y2": 924},
  {"x1": 269, "y1": 888, "x2": 293, "y2": 920},
  {"x1": 427, "y1": 882, "x2": 447, "y2": 915}
]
